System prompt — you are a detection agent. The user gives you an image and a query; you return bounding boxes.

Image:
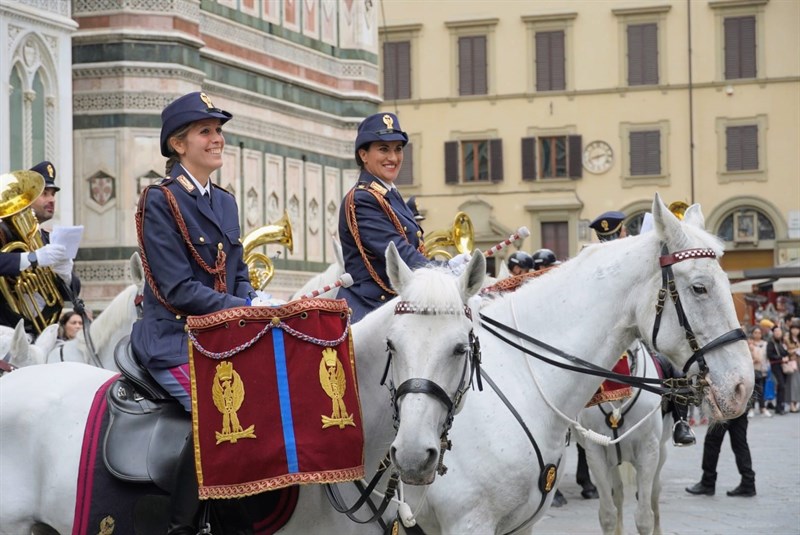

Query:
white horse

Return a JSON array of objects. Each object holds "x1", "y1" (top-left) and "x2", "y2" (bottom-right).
[
  {"x1": 38, "y1": 253, "x2": 144, "y2": 370},
  {"x1": 388, "y1": 194, "x2": 752, "y2": 534},
  {"x1": 0, "y1": 320, "x2": 59, "y2": 370},
  {"x1": 577, "y1": 340, "x2": 670, "y2": 535},
  {"x1": 0, "y1": 243, "x2": 487, "y2": 534}
]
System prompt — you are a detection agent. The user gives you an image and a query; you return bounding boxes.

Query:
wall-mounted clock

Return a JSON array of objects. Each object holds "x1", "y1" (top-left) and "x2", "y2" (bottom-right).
[{"x1": 582, "y1": 140, "x2": 614, "y2": 174}]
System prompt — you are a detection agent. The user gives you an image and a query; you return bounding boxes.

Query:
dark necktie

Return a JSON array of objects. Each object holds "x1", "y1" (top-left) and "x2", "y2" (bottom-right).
[{"x1": 203, "y1": 191, "x2": 211, "y2": 207}]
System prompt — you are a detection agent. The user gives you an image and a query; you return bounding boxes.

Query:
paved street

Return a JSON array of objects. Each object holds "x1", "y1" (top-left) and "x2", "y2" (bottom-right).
[{"x1": 537, "y1": 412, "x2": 800, "y2": 535}]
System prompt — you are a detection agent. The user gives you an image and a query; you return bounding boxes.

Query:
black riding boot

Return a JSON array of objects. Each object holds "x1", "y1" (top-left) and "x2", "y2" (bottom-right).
[
  {"x1": 167, "y1": 436, "x2": 201, "y2": 535},
  {"x1": 671, "y1": 401, "x2": 696, "y2": 446}
]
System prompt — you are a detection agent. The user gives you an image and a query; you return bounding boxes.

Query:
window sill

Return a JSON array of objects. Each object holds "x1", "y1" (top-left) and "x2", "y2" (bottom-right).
[
  {"x1": 718, "y1": 169, "x2": 766, "y2": 183},
  {"x1": 621, "y1": 173, "x2": 670, "y2": 188}
]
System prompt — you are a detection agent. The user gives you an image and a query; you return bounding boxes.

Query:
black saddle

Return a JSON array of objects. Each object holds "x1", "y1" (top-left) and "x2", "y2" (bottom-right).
[{"x1": 103, "y1": 335, "x2": 190, "y2": 492}]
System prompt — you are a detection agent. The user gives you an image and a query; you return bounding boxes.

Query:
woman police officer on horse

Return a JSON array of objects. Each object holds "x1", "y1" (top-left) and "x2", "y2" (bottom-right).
[
  {"x1": 338, "y1": 112, "x2": 469, "y2": 322},
  {"x1": 131, "y1": 91, "x2": 257, "y2": 534}
]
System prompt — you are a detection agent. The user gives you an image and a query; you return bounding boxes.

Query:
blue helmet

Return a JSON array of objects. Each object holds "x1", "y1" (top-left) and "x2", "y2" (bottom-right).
[
  {"x1": 507, "y1": 251, "x2": 533, "y2": 272},
  {"x1": 532, "y1": 248, "x2": 559, "y2": 270}
]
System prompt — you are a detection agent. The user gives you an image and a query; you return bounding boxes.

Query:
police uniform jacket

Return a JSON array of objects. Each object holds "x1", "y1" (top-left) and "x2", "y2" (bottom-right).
[
  {"x1": 131, "y1": 166, "x2": 254, "y2": 370},
  {"x1": 338, "y1": 171, "x2": 430, "y2": 322}
]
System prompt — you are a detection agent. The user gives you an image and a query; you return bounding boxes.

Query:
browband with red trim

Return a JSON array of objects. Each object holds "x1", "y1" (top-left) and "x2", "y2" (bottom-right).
[
  {"x1": 394, "y1": 301, "x2": 472, "y2": 320},
  {"x1": 659, "y1": 248, "x2": 716, "y2": 268}
]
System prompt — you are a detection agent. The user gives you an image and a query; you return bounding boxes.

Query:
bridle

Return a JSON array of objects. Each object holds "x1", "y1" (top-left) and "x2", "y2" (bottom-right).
[
  {"x1": 651, "y1": 244, "x2": 747, "y2": 376},
  {"x1": 381, "y1": 300, "x2": 482, "y2": 476}
]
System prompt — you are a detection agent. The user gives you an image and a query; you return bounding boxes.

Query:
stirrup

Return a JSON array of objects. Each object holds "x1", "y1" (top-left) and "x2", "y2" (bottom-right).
[{"x1": 671, "y1": 419, "x2": 696, "y2": 447}]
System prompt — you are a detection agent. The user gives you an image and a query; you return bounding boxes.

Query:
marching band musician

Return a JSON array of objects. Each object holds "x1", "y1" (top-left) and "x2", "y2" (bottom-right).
[
  {"x1": 0, "y1": 161, "x2": 81, "y2": 334},
  {"x1": 131, "y1": 91, "x2": 256, "y2": 534},
  {"x1": 338, "y1": 112, "x2": 469, "y2": 323}
]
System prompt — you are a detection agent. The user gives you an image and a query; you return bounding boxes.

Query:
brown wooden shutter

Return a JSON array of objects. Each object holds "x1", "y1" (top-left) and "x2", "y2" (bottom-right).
[
  {"x1": 628, "y1": 24, "x2": 658, "y2": 86},
  {"x1": 536, "y1": 31, "x2": 565, "y2": 91},
  {"x1": 384, "y1": 41, "x2": 411, "y2": 100},
  {"x1": 396, "y1": 142, "x2": 413, "y2": 185},
  {"x1": 458, "y1": 37, "x2": 473, "y2": 96},
  {"x1": 725, "y1": 16, "x2": 756, "y2": 80},
  {"x1": 567, "y1": 135, "x2": 583, "y2": 179},
  {"x1": 474, "y1": 36, "x2": 488, "y2": 94},
  {"x1": 383, "y1": 42, "x2": 397, "y2": 100},
  {"x1": 726, "y1": 125, "x2": 759, "y2": 171},
  {"x1": 645, "y1": 131, "x2": 661, "y2": 175},
  {"x1": 489, "y1": 139, "x2": 503, "y2": 182},
  {"x1": 445, "y1": 141, "x2": 459, "y2": 184},
  {"x1": 521, "y1": 137, "x2": 537, "y2": 180}
]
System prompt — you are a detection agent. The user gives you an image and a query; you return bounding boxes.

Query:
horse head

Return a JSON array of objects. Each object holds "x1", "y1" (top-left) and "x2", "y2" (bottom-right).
[
  {"x1": 383, "y1": 242, "x2": 486, "y2": 484},
  {"x1": 638, "y1": 193, "x2": 752, "y2": 419}
]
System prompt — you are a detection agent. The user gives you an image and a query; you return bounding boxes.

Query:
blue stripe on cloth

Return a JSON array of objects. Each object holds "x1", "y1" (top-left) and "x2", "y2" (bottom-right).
[{"x1": 272, "y1": 328, "x2": 299, "y2": 473}]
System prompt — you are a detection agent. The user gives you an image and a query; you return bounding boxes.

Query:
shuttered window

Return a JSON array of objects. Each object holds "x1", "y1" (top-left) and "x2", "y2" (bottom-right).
[
  {"x1": 521, "y1": 137, "x2": 537, "y2": 181},
  {"x1": 395, "y1": 142, "x2": 413, "y2": 185},
  {"x1": 444, "y1": 139, "x2": 503, "y2": 183},
  {"x1": 629, "y1": 130, "x2": 661, "y2": 176},
  {"x1": 724, "y1": 16, "x2": 756, "y2": 79},
  {"x1": 726, "y1": 125, "x2": 759, "y2": 171},
  {"x1": 383, "y1": 41, "x2": 411, "y2": 100},
  {"x1": 541, "y1": 222, "x2": 569, "y2": 262},
  {"x1": 524, "y1": 135, "x2": 582, "y2": 179},
  {"x1": 535, "y1": 30, "x2": 565, "y2": 91},
  {"x1": 627, "y1": 23, "x2": 658, "y2": 86},
  {"x1": 458, "y1": 35, "x2": 488, "y2": 96}
]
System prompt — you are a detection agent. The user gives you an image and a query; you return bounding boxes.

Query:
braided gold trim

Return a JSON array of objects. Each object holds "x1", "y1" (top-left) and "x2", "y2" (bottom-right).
[
  {"x1": 585, "y1": 387, "x2": 633, "y2": 408},
  {"x1": 186, "y1": 298, "x2": 349, "y2": 330},
  {"x1": 480, "y1": 267, "x2": 555, "y2": 295},
  {"x1": 197, "y1": 465, "x2": 365, "y2": 499}
]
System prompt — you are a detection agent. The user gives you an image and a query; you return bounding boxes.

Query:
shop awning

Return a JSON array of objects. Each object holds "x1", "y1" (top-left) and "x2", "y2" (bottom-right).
[
  {"x1": 729, "y1": 278, "x2": 771, "y2": 293},
  {"x1": 772, "y1": 277, "x2": 800, "y2": 293}
]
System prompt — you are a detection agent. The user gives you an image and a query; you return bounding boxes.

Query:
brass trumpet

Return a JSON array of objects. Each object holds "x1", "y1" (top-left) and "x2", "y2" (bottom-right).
[
  {"x1": 424, "y1": 211, "x2": 475, "y2": 260},
  {"x1": 0, "y1": 170, "x2": 63, "y2": 333},
  {"x1": 668, "y1": 201, "x2": 689, "y2": 220},
  {"x1": 242, "y1": 210, "x2": 293, "y2": 290}
]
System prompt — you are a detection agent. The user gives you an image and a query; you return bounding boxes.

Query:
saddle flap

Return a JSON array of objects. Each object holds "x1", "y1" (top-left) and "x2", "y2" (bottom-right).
[{"x1": 103, "y1": 378, "x2": 190, "y2": 491}]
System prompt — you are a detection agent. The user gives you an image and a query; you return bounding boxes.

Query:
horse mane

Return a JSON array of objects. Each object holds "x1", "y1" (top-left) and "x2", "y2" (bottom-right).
[{"x1": 74, "y1": 284, "x2": 138, "y2": 354}]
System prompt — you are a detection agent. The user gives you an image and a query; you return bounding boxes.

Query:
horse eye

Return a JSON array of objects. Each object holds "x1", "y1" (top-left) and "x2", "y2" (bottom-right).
[
  {"x1": 453, "y1": 343, "x2": 468, "y2": 357},
  {"x1": 692, "y1": 284, "x2": 707, "y2": 295}
]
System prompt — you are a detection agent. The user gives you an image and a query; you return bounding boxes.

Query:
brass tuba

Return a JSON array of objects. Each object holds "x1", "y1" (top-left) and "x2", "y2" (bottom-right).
[
  {"x1": 242, "y1": 210, "x2": 293, "y2": 290},
  {"x1": 668, "y1": 201, "x2": 689, "y2": 220},
  {"x1": 0, "y1": 170, "x2": 64, "y2": 333},
  {"x1": 423, "y1": 211, "x2": 474, "y2": 260}
]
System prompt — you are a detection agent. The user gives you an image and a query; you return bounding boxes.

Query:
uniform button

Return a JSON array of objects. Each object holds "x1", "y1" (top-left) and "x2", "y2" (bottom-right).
[
  {"x1": 403, "y1": 226, "x2": 408, "y2": 231},
  {"x1": 380, "y1": 295, "x2": 386, "y2": 301},
  {"x1": 199, "y1": 236, "x2": 205, "y2": 243},
  {"x1": 416, "y1": 230, "x2": 422, "y2": 238},
  {"x1": 218, "y1": 242, "x2": 224, "y2": 250},
  {"x1": 175, "y1": 315, "x2": 182, "y2": 320}
]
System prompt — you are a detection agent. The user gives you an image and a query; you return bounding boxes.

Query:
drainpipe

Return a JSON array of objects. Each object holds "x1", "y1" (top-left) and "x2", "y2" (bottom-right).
[{"x1": 687, "y1": 0, "x2": 695, "y2": 204}]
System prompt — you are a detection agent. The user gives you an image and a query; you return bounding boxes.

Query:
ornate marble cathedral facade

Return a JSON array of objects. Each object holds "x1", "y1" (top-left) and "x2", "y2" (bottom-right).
[{"x1": 1, "y1": 0, "x2": 380, "y2": 308}]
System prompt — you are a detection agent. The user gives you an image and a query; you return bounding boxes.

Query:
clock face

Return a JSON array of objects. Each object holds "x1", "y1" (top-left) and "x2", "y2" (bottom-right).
[{"x1": 582, "y1": 141, "x2": 614, "y2": 174}]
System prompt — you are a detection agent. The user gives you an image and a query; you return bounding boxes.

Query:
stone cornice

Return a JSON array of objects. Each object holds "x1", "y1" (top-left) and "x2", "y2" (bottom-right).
[{"x1": 1, "y1": 2, "x2": 78, "y2": 33}]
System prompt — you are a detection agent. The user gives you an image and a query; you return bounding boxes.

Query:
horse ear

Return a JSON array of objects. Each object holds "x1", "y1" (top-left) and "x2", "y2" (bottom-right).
[
  {"x1": 385, "y1": 241, "x2": 413, "y2": 294},
  {"x1": 35, "y1": 324, "x2": 59, "y2": 356},
  {"x1": 652, "y1": 193, "x2": 689, "y2": 249},
  {"x1": 10, "y1": 319, "x2": 34, "y2": 368},
  {"x1": 460, "y1": 250, "x2": 486, "y2": 301},
  {"x1": 332, "y1": 236, "x2": 344, "y2": 268},
  {"x1": 130, "y1": 252, "x2": 144, "y2": 290},
  {"x1": 682, "y1": 204, "x2": 705, "y2": 230}
]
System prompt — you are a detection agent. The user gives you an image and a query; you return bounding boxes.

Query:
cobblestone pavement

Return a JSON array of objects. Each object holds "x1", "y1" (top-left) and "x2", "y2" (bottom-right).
[{"x1": 536, "y1": 411, "x2": 800, "y2": 535}]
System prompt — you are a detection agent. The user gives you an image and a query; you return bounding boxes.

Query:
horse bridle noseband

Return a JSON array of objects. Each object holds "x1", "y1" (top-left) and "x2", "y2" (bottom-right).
[
  {"x1": 651, "y1": 244, "x2": 747, "y2": 375},
  {"x1": 381, "y1": 301, "x2": 482, "y2": 476}
]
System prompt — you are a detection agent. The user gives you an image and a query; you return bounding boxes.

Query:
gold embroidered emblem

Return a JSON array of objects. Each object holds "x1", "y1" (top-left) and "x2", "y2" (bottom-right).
[
  {"x1": 544, "y1": 465, "x2": 557, "y2": 492},
  {"x1": 98, "y1": 515, "x2": 115, "y2": 535},
  {"x1": 319, "y1": 348, "x2": 355, "y2": 429},
  {"x1": 601, "y1": 219, "x2": 609, "y2": 231},
  {"x1": 175, "y1": 175, "x2": 195, "y2": 193},
  {"x1": 46, "y1": 164, "x2": 54, "y2": 178},
  {"x1": 200, "y1": 92, "x2": 214, "y2": 108},
  {"x1": 212, "y1": 361, "x2": 256, "y2": 444},
  {"x1": 368, "y1": 181, "x2": 388, "y2": 196},
  {"x1": 382, "y1": 114, "x2": 394, "y2": 129}
]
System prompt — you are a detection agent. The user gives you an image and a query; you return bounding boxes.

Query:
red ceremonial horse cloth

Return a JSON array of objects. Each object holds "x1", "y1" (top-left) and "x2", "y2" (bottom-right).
[
  {"x1": 187, "y1": 298, "x2": 364, "y2": 499},
  {"x1": 585, "y1": 353, "x2": 634, "y2": 408}
]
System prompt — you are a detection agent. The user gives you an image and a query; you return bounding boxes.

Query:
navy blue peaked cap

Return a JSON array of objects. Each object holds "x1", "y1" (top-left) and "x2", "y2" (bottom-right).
[
  {"x1": 589, "y1": 211, "x2": 626, "y2": 240},
  {"x1": 160, "y1": 92, "x2": 232, "y2": 157},
  {"x1": 29, "y1": 160, "x2": 59, "y2": 191},
  {"x1": 355, "y1": 113, "x2": 408, "y2": 152}
]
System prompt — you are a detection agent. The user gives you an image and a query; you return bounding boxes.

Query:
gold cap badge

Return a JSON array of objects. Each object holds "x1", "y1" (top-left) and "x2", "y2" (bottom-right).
[
  {"x1": 382, "y1": 114, "x2": 394, "y2": 129},
  {"x1": 200, "y1": 92, "x2": 214, "y2": 108},
  {"x1": 46, "y1": 164, "x2": 54, "y2": 178}
]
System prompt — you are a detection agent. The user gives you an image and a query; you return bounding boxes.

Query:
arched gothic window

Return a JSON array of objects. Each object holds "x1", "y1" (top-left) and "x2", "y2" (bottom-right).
[{"x1": 717, "y1": 208, "x2": 775, "y2": 242}]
